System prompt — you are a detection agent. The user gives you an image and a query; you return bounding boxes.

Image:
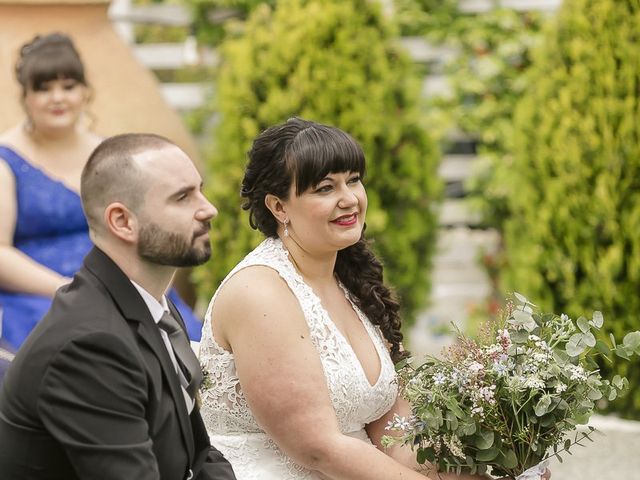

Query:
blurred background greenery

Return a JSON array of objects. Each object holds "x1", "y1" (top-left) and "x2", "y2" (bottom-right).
[{"x1": 121, "y1": 0, "x2": 640, "y2": 419}]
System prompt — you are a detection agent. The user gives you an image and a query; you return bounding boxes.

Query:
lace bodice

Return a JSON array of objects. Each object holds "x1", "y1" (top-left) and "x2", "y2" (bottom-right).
[{"x1": 199, "y1": 237, "x2": 398, "y2": 479}]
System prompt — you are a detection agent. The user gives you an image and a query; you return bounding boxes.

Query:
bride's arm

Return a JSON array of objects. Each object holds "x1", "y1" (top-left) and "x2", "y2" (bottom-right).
[{"x1": 212, "y1": 266, "x2": 436, "y2": 480}]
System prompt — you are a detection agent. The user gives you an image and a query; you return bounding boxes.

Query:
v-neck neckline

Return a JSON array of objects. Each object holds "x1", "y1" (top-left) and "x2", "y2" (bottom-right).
[
  {"x1": 0, "y1": 145, "x2": 82, "y2": 198},
  {"x1": 279, "y1": 240, "x2": 385, "y2": 389}
]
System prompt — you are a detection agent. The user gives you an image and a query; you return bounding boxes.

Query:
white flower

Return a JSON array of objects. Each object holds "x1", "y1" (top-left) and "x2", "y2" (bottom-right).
[
  {"x1": 433, "y1": 372, "x2": 447, "y2": 385},
  {"x1": 468, "y1": 361, "x2": 485, "y2": 373},
  {"x1": 444, "y1": 435, "x2": 466, "y2": 459},
  {"x1": 524, "y1": 375, "x2": 546, "y2": 390},
  {"x1": 492, "y1": 361, "x2": 509, "y2": 377},
  {"x1": 567, "y1": 364, "x2": 587, "y2": 381},
  {"x1": 471, "y1": 406, "x2": 484, "y2": 417},
  {"x1": 385, "y1": 414, "x2": 413, "y2": 431},
  {"x1": 555, "y1": 383, "x2": 568, "y2": 393}
]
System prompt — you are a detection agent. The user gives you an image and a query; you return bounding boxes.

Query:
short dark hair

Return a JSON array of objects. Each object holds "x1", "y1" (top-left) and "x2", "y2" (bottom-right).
[
  {"x1": 80, "y1": 133, "x2": 175, "y2": 232},
  {"x1": 15, "y1": 32, "x2": 88, "y2": 96},
  {"x1": 241, "y1": 117, "x2": 366, "y2": 237}
]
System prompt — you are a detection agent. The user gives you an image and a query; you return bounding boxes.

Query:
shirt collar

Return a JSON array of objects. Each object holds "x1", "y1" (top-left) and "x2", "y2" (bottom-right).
[{"x1": 130, "y1": 280, "x2": 169, "y2": 324}]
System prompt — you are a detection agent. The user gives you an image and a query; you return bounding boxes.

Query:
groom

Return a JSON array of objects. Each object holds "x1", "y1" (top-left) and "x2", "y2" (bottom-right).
[{"x1": 0, "y1": 134, "x2": 236, "y2": 480}]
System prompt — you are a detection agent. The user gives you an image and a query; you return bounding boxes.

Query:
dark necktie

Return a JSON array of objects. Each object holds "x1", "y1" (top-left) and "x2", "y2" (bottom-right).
[{"x1": 158, "y1": 311, "x2": 203, "y2": 398}]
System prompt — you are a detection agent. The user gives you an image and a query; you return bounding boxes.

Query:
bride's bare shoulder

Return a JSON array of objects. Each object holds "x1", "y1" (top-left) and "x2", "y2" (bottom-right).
[{"x1": 213, "y1": 264, "x2": 296, "y2": 315}]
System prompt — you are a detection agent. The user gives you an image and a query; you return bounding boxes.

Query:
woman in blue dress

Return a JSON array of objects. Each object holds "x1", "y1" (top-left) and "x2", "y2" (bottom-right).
[{"x1": 0, "y1": 32, "x2": 202, "y2": 353}]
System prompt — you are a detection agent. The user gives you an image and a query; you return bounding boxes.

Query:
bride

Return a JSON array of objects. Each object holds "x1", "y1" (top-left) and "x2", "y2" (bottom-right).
[{"x1": 198, "y1": 118, "x2": 486, "y2": 480}]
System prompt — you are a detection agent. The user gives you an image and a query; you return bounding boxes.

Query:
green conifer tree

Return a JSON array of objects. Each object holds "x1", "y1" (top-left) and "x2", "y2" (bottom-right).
[
  {"x1": 502, "y1": 0, "x2": 640, "y2": 417},
  {"x1": 194, "y1": 0, "x2": 440, "y2": 326}
]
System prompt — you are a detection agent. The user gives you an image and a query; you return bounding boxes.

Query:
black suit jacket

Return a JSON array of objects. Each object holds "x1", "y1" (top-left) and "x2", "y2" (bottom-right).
[{"x1": 0, "y1": 247, "x2": 236, "y2": 480}]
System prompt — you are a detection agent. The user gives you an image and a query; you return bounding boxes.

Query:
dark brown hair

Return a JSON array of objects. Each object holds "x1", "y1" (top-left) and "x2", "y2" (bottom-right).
[
  {"x1": 15, "y1": 32, "x2": 88, "y2": 95},
  {"x1": 242, "y1": 117, "x2": 408, "y2": 362}
]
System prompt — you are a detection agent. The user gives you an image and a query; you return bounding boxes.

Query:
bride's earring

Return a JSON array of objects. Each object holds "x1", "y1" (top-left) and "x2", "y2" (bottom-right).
[{"x1": 283, "y1": 218, "x2": 289, "y2": 238}]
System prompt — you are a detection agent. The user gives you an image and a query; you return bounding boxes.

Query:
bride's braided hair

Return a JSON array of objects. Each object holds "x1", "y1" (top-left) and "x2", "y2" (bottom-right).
[{"x1": 241, "y1": 117, "x2": 408, "y2": 363}]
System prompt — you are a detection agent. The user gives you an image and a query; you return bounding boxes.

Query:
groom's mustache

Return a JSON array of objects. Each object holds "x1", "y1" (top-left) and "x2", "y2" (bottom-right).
[{"x1": 193, "y1": 222, "x2": 211, "y2": 238}]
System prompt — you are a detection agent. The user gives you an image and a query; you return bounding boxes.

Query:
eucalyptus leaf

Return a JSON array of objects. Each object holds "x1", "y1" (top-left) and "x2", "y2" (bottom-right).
[
  {"x1": 446, "y1": 398, "x2": 465, "y2": 419},
  {"x1": 566, "y1": 334, "x2": 587, "y2": 356},
  {"x1": 612, "y1": 375, "x2": 625, "y2": 389},
  {"x1": 577, "y1": 316, "x2": 590, "y2": 333},
  {"x1": 583, "y1": 332, "x2": 596, "y2": 348},
  {"x1": 475, "y1": 446, "x2": 499, "y2": 461},
  {"x1": 591, "y1": 311, "x2": 604, "y2": 329},
  {"x1": 534, "y1": 395, "x2": 552, "y2": 417},
  {"x1": 595, "y1": 340, "x2": 611, "y2": 357},
  {"x1": 514, "y1": 292, "x2": 529, "y2": 304},
  {"x1": 511, "y1": 330, "x2": 530, "y2": 344},
  {"x1": 587, "y1": 389, "x2": 603, "y2": 401},
  {"x1": 474, "y1": 430, "x2": 494, "y2": 450},
  {"x1": 622, "y1": 331, "x2": 640, "y2": 352},
  {"x1": 500, "y1": 449, "x2": 518, "y2": 469}
]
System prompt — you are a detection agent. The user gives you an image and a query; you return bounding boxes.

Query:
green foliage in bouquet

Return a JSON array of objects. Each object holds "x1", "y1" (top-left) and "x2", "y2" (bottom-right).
[
  {"x1": 383, "y1": 294, "x2": 640, "y2": 478},
  {"x1": 193, "y1": 0, "x2": 441, "y2": 325},
  {"x1": 501, "y1": 0, "x2": 640, "y2": 418}
]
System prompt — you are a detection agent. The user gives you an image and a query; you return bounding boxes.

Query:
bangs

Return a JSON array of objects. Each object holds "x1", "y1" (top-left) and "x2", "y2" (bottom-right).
[
  {"x1": 25, "y1": 47, "x2": 85, "y2": 90},
  {"x1": 287, "y1": 125, "x2": 366, "y2": 195}
]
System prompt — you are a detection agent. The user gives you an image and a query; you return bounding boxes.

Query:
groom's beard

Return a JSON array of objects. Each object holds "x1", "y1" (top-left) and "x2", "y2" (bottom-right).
[{"x1": 137, "y1": 221, "x2": 212, "y2": 267}]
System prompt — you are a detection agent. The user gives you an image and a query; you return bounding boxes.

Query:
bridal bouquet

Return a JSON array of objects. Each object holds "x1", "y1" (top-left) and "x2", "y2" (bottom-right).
[{"x1": 383, "y1": 294, "x2": 640, "y2": 479}]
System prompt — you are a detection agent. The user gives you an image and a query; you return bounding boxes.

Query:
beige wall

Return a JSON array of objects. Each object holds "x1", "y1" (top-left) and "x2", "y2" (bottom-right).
[{"x1": 0, "y1": 0, "x2": 200, "y2": 162}]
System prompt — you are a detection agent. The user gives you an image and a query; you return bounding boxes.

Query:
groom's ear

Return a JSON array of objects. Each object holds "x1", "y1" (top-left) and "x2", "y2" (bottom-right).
[
  {"x1": 264, "y1": 194, "x2": 287, "y2": 224},
  {"x1": 103, "y1": 202, "x2": 138, "y2": 244}
]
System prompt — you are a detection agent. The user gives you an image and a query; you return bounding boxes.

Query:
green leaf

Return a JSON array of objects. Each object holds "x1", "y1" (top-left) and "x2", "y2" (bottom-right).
[
  {"x1": 591, "y1": 311, "x2": 604, "y2": 329},
  {"x1": 534, "y1": 395, "x2": 552, "y2": 416},
  {"x1": 622, "y1": 331, "x2": 640, "y2": 353},
  {"x1": 514, "y1": 292, "x2": 529, "y2": 304},
  {"x1": 612, "y1": 375, "x2": 625, "y2": 389},
  {"x1": 595, "y1": 340, "x2": 611, "y2": 357},
  {"x1": 476, "y1": 446, "x2": 499, "y2": 461},
  {"x1": 474, "y1": 430, "x2": 495, "y2": 450},
  {"x1": 394, "y1": 358, "x2": 410, "y2": 371},
  {"x1": 446, "y1": 398, "x2": 465, "y2": 419},
  {"x1": 615, "y1": 348, "x2": 631, "y2": 361},
  {"x1": 583, "y1": 332, "x2": 597, "y2": 348},
  {"x1": 566, "y1": 333, "x2": 587, "y2": 356},
  {"x1": 458, "y1": 420, "x2": 476, "y2": 436},
  {"x1": 577, "y1": 316, "x2": 590, "y2": 333},
  {"x1": 587, "y1": 388, "x2": 603, "y2": 400},
  {"x1": 500, "y1": 449, "x2": 518, "y2": 469},
  {"x1": 511, "y1": 330, "x2": 530, "y2": 344},
  {"x1": 417, "y1": 448, "x2": 427, "y2": 465},
  {"x1": 540, "y1": 414, "x2": 556, "y2": 427}
]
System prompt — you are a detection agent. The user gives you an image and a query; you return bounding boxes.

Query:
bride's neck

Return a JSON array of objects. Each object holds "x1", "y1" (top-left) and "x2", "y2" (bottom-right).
[{"x1": 282, "y1": 237, "x2": 337, "y2": 284}]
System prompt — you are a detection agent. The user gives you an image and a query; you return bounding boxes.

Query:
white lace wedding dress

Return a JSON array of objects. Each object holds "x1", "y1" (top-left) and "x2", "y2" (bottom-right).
[{"x1": 199, "y1": 237, "x2": 398, "y2": 479}]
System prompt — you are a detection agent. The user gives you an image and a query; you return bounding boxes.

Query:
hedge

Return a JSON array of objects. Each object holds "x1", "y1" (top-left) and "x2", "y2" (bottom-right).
[{"x1": 502, "y1": 0, "x2": 640, "y2": 418}]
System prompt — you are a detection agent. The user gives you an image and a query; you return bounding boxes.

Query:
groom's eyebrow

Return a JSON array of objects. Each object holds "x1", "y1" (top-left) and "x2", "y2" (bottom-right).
[{"x1": 170, "y1": 185, "x2": 197, "y2": 198}]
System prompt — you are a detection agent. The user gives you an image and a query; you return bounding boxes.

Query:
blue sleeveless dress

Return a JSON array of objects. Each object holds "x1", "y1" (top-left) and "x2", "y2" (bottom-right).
[{"x1": 0, "y1": 145, "x2": 203, "y2": 350}]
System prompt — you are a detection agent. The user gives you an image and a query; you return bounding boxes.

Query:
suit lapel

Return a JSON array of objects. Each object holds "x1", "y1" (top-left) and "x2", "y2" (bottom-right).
[{"x1": 83, "y1": 247, "x2": 195, "y2": 463}]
